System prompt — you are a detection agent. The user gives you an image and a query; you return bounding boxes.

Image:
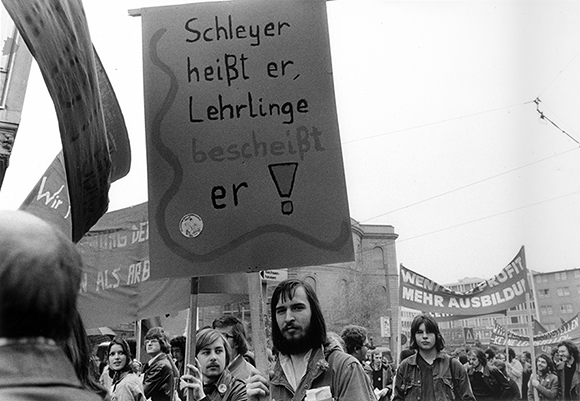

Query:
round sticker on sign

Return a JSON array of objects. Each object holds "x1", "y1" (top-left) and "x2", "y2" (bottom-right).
[{"x1": 179, "y1": 213, "x2": 203, "y2": 238}]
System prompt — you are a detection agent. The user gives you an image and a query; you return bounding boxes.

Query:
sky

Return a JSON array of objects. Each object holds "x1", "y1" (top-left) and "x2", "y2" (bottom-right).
[{"x1": 0, "y1": 0, "x2": 579, "y2": 285}]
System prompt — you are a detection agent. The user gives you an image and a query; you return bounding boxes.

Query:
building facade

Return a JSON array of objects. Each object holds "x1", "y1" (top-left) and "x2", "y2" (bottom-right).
[{"x1": 532, "y1": 268, "x2": 580, "y2": 331}]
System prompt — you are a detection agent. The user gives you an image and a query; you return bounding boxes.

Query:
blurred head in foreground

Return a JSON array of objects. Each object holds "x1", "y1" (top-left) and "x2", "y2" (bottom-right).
[{"x1": 0, "y1": 210, "x2": 82, "y2": 341}]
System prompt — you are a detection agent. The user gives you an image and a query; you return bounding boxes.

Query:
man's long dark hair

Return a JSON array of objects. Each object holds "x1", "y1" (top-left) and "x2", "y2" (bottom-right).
[
  {"x1": 271, "y1": 279, "x2": 327, "y2": 355},
  {"x1": 409, "y1": 314, "x2": 445, "y2": 352}
]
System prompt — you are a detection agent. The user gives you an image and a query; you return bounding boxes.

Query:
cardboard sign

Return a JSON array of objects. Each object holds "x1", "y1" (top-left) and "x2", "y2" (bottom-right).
[{"x1": 140, "y1": 0, "x2": 353, "y2": 279}]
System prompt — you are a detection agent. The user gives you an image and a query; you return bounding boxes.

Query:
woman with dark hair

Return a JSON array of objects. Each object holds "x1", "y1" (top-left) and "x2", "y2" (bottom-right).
[
  {"x1": 528, "y1": 353, "x2": 558, "y2": 400},
  {"x1": 466, "y1": 347, "x2": 511, "y2": 401},
  {"x1": 180, "y1": 328, "x2": 246, "y2": 400},
  {"x1": 107, "y1": 338, "x2": 145, "y2": 401}
]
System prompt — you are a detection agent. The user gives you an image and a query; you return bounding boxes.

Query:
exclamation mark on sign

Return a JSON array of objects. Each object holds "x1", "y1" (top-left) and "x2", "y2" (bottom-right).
[{"x1": 268, "y1": 163, "x2": 298, "y2": 215}]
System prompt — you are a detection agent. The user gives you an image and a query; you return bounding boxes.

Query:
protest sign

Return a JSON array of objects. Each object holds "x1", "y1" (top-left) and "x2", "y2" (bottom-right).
[
  {"x1": 139, "y1": 0, "x2": 353, "y2": 279},
  {"x1": 76, "y1": 202, "x2": 249, "y2": 328},
  {"x1": 400, "y1": 247, "x2": 529, "y2": 317}
]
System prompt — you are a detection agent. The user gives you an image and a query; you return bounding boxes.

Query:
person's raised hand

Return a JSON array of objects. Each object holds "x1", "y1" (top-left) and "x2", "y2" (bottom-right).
[
  {"x1": 246, "y1": 371, "x2": 270, "y2": 401},
  {"x1": 180, "y1": 363, "x2": 205, "y2": 401}
]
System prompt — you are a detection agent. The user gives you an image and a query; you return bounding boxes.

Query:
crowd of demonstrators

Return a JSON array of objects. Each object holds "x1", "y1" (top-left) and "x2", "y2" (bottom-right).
[
  {"x1": 213, "y1": 315, "x2": 260, "y2": 381},
  {"x1": 246, "y1": 278, "x2": 376, "y2": 401},
  {"x1": 466, "y1": 347, "x2": 512, "y2": 400},
  {"x1": 557, "y1": 340, "x2": 580, "y2": 400},
  {"x1": 2, "y1": 209, "x2": 572, "y2": 401},
  {"x1": 529, "y1": 353, "x2": 558, "y2": 400},
  {"x1": 180, "y1": 328, "x2": 247, "y2": 401},
  {"x1": 393, "y1": 314, "x2": 475, "y2": 401}
]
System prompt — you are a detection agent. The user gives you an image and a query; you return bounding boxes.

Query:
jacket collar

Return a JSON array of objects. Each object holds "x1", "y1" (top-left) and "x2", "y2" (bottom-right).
[
  {"x1": 0, "y1": 342, "x2": 84, "y2": 389},
  {"x1": 406, "y1": 351, "x2": 446, "y2": 366}
]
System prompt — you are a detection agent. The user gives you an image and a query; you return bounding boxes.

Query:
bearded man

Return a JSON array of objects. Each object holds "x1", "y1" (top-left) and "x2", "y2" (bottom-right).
[{"x1": 246, "y1": 278, "x2": 375, "y2": 401}]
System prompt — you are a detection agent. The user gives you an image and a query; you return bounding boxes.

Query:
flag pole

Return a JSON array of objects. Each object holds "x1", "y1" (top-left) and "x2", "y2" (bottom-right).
[
  {"x1": 185, "y1": 277, "x2": 199, "y2": 401},
  {"x1": 521, "y1": 246, "x2": 539, "y2": 401}
]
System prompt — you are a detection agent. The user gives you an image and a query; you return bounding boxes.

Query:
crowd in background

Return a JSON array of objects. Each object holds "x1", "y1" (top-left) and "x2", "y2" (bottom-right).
[{"x1": 0, "y1": 210, "x2": 577, "y2": 401}]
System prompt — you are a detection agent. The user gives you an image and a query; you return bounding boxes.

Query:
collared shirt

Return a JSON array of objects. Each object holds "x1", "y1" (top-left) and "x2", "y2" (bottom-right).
[
  {"x1": 279, "y1": 350, "x2": 312, "y2": 390},
  {"x1": 147, "y1": 353, "x2": 162, "y2": 366}
]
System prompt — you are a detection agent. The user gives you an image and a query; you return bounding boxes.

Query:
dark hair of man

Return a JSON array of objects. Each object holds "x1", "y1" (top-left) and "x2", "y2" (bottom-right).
[
  {"x1": 558, "y1": 340, "x2": 580, "y2": 362},
  {"x1": 0, "y1": 212, "x2": 81, "y2": 341},
  {"x1": 409, "y1": 314, "x2": 445, "y2": 352},
  {"x1": 493, "y1": 360, "x2": 507, "y2": 374},
  {"x1": 212, "y1": 315, "x2": 249, "y2": 355},
  {"x1": 536, "y1": 353, "x2": 555, "y2": 374},
  {"x1": 523, "y1": 351, "x2": 531, "y2": 359},
  {"x1": 170, "y1": 335, "x2": 186, "y2": 355},
  {"x1": 270, "y1": 279, "x2": 327, "y2": 355},
  {"x1": 400, "y1": 349, "x2": 415, "y2": 363},
  {"x1": 145, "y1": 326, "x2": 170, "y2": 353},
  {"x1": 469, "y1": 348, "x2": 488, "y2": 367},
  {"x1": 484, "y1": 348, "x2": 496, "y2": 360},
  {"x1": 508, "y1": 347, "x2": 516, "y2": 362},
  {"x1": 196, "y1": 328, "x2": 232, "y2": 366},
  {"x1": 340, "y1": 325, "x2": 367, "y2": 355}
]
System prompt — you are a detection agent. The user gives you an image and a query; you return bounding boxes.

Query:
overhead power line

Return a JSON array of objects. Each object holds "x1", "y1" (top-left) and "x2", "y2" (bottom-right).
[
  {"x1": 341, "y1": 101, "x2": 533, "y2": 144},
  {"x1": 534, "y1": 97, "x2": 580, "y2": 146},
  {"x1": 361, "y1": 146, "x2": 579, "y2": 223},
  {"x1": 397, "y1": 190, "x2": 580, "y2": 243}
]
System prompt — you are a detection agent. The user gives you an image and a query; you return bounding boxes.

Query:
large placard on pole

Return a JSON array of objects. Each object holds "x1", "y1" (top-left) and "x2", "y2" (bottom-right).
[{"x1": 140, "y1": 0, "x2": 353, "y2": 279}]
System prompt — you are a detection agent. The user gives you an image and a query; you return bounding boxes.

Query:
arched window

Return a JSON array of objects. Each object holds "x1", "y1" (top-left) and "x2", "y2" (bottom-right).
[
  {"x1": 372, "y1": 247, "x2": 384, "y2": 270},
  {"x1": 304, "y1": 275, "x2": 317, "y2": 292}
]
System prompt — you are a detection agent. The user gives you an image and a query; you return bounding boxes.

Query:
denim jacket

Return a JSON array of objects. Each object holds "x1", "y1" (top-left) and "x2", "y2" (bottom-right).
[{"x1": 393, "y1": 352, "x2": 476, "y2": 401}]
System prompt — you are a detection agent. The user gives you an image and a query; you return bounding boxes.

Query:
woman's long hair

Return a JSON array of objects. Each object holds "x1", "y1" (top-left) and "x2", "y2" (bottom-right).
[{"x1": 63, "y1": 310, "x2": 109, "y2": 399}]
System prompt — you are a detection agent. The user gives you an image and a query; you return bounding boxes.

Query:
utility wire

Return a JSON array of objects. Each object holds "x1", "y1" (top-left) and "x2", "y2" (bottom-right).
[
  {"x1": 360, "y1": 146, "x2": 579, "y2": 223},
  {"x1": 342, "y1": 101, "x2": 533, "y2": 144},
  {"x1": 538, "y1": 49, "x2": 580, "y2": 97},
  {"x1": 397, "y1": 190, "x2": 580, "y2": 243},
  {"x1": 534, "y1": 97, "x2": 580, "y2": 146}
]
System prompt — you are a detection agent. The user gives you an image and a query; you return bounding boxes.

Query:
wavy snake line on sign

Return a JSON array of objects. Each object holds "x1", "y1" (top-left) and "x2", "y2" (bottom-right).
[{"x1": 149, "y1": 28, "x2": 351, "y2": 265}]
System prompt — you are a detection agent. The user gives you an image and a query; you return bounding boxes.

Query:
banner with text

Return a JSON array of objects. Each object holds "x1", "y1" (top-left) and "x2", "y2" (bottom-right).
[
  {"x1": 140, "y1": 0, "x2": 353, "y2": 279},
  {"x1": 490, "y1": 315, "x2": 580, "y2": 351},
  {"x1": 399, "y1": 247, "x2": 529, "y2": 317},
  {"x1": 76, "y1": 202, "x2": 249, "y2": 329}
]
